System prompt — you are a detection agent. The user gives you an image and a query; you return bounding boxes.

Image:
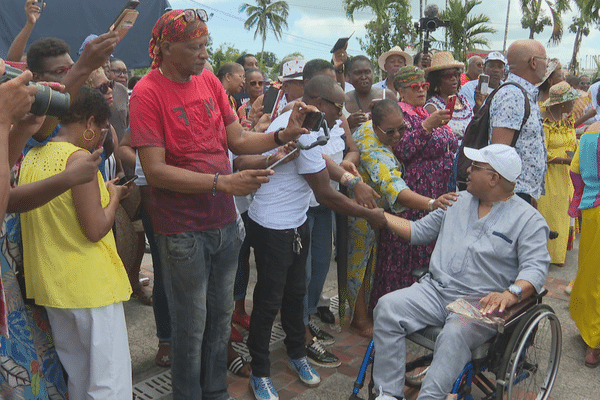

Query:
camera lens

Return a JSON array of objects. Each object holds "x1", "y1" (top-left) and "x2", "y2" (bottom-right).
[{"x1": 30, "y1": 84, "x2": 71, "y2": 118}]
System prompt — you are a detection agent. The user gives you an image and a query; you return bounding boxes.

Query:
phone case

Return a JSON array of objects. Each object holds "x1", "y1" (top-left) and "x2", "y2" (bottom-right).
[{"x1": 111, "y1": 9, "x2": 139, "y2": 42}]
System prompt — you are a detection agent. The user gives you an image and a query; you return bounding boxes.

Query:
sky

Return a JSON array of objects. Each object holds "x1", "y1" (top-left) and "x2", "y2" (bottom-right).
[{"x1": 170, "y1": 0, "x2": 600, "y2": 72}]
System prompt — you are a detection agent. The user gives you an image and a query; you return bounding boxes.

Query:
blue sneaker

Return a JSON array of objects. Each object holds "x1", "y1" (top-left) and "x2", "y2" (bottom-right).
[
  {"x1": 288, "y1": 356, "x2": 321, "y2": 387},
  {"x1": 248, "y1": 375, "x2": 278, "y2": 400}
]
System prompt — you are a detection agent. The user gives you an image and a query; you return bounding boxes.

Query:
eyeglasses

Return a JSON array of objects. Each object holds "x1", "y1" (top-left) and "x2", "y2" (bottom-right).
[
  {"x1": 470, "y1": 161, "x2": 497, "y2": 174},
  {"x1": 95, "y1": 80, "x2": 115, "y2": 95},
  {"x1": 440, "y1": 71, "x2": 461, "y2": 79},
  {"x1": 110, "y1": 69, "x2": 127, "y2": 76},
  {"x1": 41, "y1": 65, "x2": 73, "y2": 76},
  {"x1": 249, "y1": 80, "x2": 265, "y2": 87},
  {"x1": 375, "y1": 124, "x2": 407, "y2": 137},
  {"x1": 319, "y1": 97, "x2": 344, "y2": 112},
  {"x1": 401, "y1": 82, "x2": 430, "y2": 91},
  {"x1": 580, "y1": 81, "x2": 591, "y2": 86},
  {"x1": 159, "y1": 9, "x2": 209, "y2": 42}
]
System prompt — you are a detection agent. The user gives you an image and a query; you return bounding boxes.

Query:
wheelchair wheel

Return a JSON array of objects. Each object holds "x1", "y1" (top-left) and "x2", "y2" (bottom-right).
[
  {"x1": 405, "y1": 340, "x2": 433, "y2": 388},
  {"x1": 495, "y1": 304, "x2": 561, "y2": 400}
]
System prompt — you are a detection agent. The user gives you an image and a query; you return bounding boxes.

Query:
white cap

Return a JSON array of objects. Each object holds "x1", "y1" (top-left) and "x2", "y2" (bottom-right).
[
  {"x1": 464, "y1": 144, "x2": 521, "y2": 183},
  {"x1": 484, "y1": 51, "x2": 507, "y2": 65}
]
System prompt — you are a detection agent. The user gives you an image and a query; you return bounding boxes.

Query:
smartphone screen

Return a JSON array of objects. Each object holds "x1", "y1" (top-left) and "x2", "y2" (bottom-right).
[
  {"x1": 262, "y1": 86, "x2": 280, "y2": 114},
  {"x1": 301, "y1": 111, "x2": 324, "y2": 132},
  {"x1": 117, "y1": 175, "x2": 138, "y2": 186},
  {"x1": 34, "y1": 1, "x2": 44, "y2": 13},
  {"x1": 478, "y1": 74, "x2": 490, "y2": 95},
  {"x1": 446, "y1": 95, "x2": 457, "y2": 119}
]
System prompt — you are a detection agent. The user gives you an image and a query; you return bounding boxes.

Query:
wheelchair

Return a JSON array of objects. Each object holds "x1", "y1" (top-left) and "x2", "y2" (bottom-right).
[{"x1": 349, "y1": 271, "x2": 562, "y2": 400}]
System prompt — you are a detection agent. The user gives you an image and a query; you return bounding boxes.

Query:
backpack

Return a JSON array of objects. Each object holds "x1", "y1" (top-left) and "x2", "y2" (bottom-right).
[{"x1": 455, "y1": 82, "x2": 531, "y2": 190}]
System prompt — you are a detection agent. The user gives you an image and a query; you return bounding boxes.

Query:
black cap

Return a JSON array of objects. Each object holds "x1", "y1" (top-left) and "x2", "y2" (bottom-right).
[{"x1": 330, "y1": 33, "x2": 354, "y2": 53}]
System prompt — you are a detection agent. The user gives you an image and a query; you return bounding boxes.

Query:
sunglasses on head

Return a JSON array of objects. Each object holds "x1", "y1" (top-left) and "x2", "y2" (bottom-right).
[
  {"x1": 95, "y1": 80, "x2": 115, "y2": 95},
  {"x1": 159, "y1": 9, "x2": 209, "y2": 41},
  {"x1": 402, "y1": 82, "x2": 430, "y2": 91}
]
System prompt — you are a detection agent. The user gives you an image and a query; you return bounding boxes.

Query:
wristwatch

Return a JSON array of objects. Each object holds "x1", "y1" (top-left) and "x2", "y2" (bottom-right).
[{"x1": 508, "y1": 284, "x2": 522, "y2": 302}]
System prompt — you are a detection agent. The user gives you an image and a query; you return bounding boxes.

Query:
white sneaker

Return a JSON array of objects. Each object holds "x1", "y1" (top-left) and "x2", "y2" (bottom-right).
[{"x1": 375, "y1": 385, "x2": 402, "y2": 400}]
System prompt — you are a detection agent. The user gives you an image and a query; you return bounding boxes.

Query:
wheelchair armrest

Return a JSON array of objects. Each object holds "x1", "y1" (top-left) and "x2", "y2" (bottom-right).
[
  {"x1": 499, "y1": 288, "x2": 548, "y2": 332},
  {"x1": 411, "y1": 268, "x2": 429, "y2": 280}
]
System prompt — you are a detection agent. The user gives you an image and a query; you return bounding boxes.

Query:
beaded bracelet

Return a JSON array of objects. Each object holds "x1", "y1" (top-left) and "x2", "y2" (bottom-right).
[{"x1": 212, "y1": 172, "x2": 219, "y2": 196}]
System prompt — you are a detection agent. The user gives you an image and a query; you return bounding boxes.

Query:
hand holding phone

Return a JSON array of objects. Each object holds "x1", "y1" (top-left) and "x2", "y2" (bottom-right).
[
  {"x1": 117, "y1": 174, "x2": 138, "y2": 186},
  {"x1": 301, "y1": 111, "x2": 325, "y2": 132},
  {"x1": 445, "y1": 95, "x2": 457, "y2": 120},
  {"x1": 478, "y1": 74, "x2": 490, "y2": 95}
]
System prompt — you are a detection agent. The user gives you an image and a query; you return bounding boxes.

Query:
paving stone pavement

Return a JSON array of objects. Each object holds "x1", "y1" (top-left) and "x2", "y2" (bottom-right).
[{"x1": 127, "y1": 235, "x2": 599, "y2": 400}]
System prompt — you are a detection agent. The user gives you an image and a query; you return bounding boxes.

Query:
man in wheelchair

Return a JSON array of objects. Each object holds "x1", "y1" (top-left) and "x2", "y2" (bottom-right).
[{"x1": 374, "y1": 144, "x2": 550, "y2": 400}]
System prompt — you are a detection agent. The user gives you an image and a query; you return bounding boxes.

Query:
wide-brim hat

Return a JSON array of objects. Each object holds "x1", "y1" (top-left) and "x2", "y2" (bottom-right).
[
  {"x1": 378, "y1": 46, "x2": 413, "y2": 70},
  {"x1": 542, "y1": 81, "x2": 582, "y2": 108},
  {"x1": 538, "y1": 58, "x2": 560, "y2": 87},
  {"x1": 424, "y1": 51, "x2": 464, "y2": 74},
  {"x1": 278, "y1": 59, "x2": 305, "y2": 82}
]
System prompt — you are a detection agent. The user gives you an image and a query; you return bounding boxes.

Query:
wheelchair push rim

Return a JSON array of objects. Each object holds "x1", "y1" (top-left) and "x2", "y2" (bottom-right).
[{"x1": 496, "y1": 305, "x2": 562, "y2": 400}]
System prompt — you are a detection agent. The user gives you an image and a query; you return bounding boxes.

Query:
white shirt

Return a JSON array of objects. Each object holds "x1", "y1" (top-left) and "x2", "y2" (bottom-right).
[
  {"x1": 248, "y1": 111, "x2": 327, "y2": 230},
  {"x1": 309, "y1": 119, "x2": 345, "y2": 207}
]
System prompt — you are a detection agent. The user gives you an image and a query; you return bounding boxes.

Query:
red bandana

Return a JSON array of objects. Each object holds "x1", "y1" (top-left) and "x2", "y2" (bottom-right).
[{"x1": 148, "y1": 9, "x2": 209, "y2": 69}]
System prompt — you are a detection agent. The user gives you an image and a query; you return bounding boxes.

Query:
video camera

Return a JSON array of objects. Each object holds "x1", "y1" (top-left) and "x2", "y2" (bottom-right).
[
  {"x1": 0, "y1": 65, "x2": 70, "y2": 118},
  {"x1": 418, "y1": 4, "x2": 450, "y2": 54}
]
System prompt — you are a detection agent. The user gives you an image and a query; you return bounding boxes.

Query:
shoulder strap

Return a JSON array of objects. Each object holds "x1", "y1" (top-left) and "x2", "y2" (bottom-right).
[{"x1": 490, "y1": 82, "x2": 531, "y2": 146}]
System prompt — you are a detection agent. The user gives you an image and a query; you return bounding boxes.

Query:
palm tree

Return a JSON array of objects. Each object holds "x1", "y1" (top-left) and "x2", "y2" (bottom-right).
[
  {"x1": 519, "y1": 0, "x2": 570, "y2": 44},
  {"x1": 343, "y1": 0, "x2": 413, "y2": 69},
  {"x1": 568, "y1": 0, "x2": 598, "y2": 72},
  {"x1": 440, "y1": 0, "x2": 496, "y2": 61},
  {"x1": 239, "y1": 0, "x2": 289, "y2": 55}
]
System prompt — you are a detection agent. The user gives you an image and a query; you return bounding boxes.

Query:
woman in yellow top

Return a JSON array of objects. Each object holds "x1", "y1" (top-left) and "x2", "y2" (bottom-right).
[
  {"x1": 537, "y1": 82, "x2": 581, "y2": 265},
  {"x1": 19, "y1": 87, "x2": 133, "y2": 399}
]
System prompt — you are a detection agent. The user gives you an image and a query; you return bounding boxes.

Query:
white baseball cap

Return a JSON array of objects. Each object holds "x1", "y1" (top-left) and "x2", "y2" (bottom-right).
[
  {"x1": 464, "y1": 144, "x2": 521, "y2": 183},
  {"x1": 484, "y1": 51, "x2": 507, "y2": 65}
]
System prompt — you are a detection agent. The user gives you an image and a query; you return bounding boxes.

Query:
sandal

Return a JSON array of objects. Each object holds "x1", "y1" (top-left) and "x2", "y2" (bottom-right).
[
  {"x1": 155, "y1": 341, "x2": 171, "y2": 367},
  {"x1": 228, "y1": 356, "x2": 251, "y2": 377}
]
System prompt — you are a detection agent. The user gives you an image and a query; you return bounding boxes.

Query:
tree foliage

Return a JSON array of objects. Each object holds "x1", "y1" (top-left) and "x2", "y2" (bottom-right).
[
  {"x1": 440, "y1": 0, "x2": 496, "y2": 61},
  {"x1": 239, "y1": 0, "x2": 290, "y2": 54},
  {"x1": 519, "y1": 0, "x2": 570, "y2": 44},
  {"x1": 568, "y1": 0, "x2": 598, "y2": 72},
  {"x1": 343, "y1": 0, "x2": 414, "y2": 72},
  {"x1": 210, "y1": 43, "x2": 245, "y2": 72}
]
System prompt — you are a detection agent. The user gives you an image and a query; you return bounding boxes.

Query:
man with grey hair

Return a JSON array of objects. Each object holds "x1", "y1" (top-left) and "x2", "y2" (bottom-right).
[
  {"x1": 373, "y1": 144, "x2": 550, "y2": 400},
  {"x1": 460, "y1": 55, "x2": 484, "y2": 86}
]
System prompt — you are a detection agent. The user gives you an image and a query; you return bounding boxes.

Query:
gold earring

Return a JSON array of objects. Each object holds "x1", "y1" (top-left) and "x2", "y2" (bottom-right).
[{"x1": 83, "y1": 129, "x2": 96, "y2": 141}]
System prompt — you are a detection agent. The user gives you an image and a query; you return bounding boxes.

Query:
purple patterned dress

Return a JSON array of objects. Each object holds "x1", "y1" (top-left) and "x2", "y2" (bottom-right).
[{"x1": 369, "y1": 102, "x2": 458, "y2": 311}]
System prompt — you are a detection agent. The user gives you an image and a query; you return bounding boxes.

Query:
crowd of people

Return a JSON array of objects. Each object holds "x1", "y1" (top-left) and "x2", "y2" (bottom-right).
[{"x1": 2, "y1": 1, "x2": 600, "y2": 399}]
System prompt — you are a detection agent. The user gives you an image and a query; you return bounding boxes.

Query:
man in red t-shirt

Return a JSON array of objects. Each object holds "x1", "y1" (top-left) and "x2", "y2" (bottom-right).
[{"x1": 130, "y1": 10, "x2": 313, "y2": 400}]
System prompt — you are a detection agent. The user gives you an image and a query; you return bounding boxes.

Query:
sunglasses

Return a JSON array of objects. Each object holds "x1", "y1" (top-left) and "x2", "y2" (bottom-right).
[
  {"x1": 42, "y1": 65, "x2": 73, "y2": 76},
  {"x1": 470, "y1": 161, "x2": 497, "y2": 173},
  {"x1": 249, "y1": 80, "x2": 265, "y2": 87},
  {"x1": 402, "y1": 82, "x2": 430, "y2": 91},
  {"x1": 95, "y1": 80, "x2": 115, "y2": 95},
  {"x1": 319, "y1": 97, "x2": 344, "y2": 112},
  {"x1": 110, "y1": 69, "x2": 127, "y2": 76},
  {"x1": 376, "y1": 124, "x2": 407, "y2": 137},
  {"x1": 159, "y1": 9, "x2": 209, "y2": 41}
]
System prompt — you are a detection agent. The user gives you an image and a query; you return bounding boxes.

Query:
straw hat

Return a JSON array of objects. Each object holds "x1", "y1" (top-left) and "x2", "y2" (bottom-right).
[
  {"x1": 542, "y1": 81, "x2": 582, "y2": 108},
  {"x1": 378, "y1": 46, "x2": 413, "y2": 70},
  {"x1": 424, "y1": 51, "x2": 464, "y2": 74}
]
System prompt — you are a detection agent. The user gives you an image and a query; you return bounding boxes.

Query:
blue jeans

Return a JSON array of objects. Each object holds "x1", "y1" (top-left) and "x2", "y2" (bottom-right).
[
  {"x1": 141, "y1": 206, "x2": 171, "y2": 341},
  {"x1": 304, "y1": 205, "x2": 333, "y2": 324},
  {"x1": 157, "y1": 221, "x2": 240, "y2": 400}
]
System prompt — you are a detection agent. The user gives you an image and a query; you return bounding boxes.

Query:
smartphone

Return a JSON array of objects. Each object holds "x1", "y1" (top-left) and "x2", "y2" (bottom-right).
[
  {"x1": 117, "y1": 174, "x2": 138, "y2": 186},
  {"x1": 478, "y1": 74, "x2": 490, "y2": 95},
  {"x1": 34, "y1": 1, "x2": 44, "y2": 14},
  {"x1": 109, "y1": 0, "x2": 140, "y2": 41},
  {"x1": 302, "y1": 111, "x2": 324, "y2": 132},
  {"x1": 262, "y1": 86, "x2": 280, "y2": 114},
  {"x1": 446, "y1": 95, "x2": 457, "y2": 120},
  {"x1": 267, "y1": 148, "x2": 299, "y2": 170}
]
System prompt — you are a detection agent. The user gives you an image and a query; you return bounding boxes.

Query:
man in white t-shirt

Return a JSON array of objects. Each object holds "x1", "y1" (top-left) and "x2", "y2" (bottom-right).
[{"x1": 245, "y1": 75, "x2": 386, "y2": 400}]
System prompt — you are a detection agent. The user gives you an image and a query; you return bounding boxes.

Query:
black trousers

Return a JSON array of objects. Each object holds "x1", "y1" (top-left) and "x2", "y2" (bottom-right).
[{"x1": 246, "y1": 218, "x2": 310, "y2": 377}]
